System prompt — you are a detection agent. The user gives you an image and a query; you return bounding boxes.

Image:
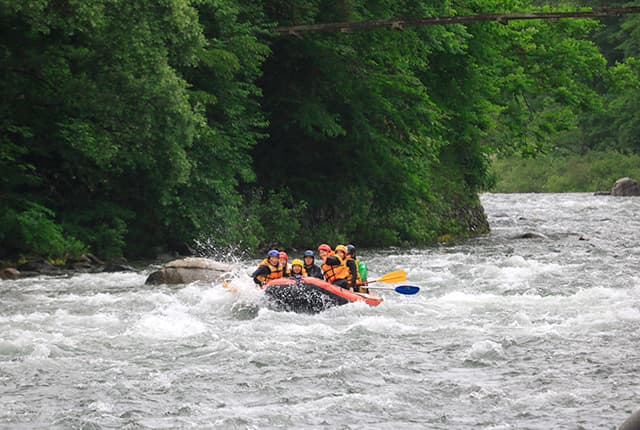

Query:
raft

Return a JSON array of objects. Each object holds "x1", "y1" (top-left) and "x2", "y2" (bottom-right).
[{"x1": 263, "y1": 276, "x2": 383, "y2": 313}]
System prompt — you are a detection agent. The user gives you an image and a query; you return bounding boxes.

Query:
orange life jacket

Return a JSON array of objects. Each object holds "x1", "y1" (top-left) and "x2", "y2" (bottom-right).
[
  {"x1": 322, "y1": 254, "x2": 350, "y2": 283},
  {"x1": 345, "y1": 255, "x2": 362, "y2": 284},
  {"x1": 255, "y1": 258, "x2": 285, "y2": 284}
]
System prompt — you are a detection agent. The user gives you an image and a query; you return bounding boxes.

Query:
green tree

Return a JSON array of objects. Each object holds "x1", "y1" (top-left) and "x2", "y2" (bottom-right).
[{"x1": 0, "y1": 1, "x2": 206, "y2": 258}]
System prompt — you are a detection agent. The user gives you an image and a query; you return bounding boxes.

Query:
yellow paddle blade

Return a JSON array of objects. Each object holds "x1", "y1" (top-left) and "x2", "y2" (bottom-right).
[{"x1": 376, "y1": 269, "x2": 407, "y2": 284}]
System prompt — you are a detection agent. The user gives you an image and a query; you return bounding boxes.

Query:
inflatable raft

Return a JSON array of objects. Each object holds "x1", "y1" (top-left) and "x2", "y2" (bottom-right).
[{"x1": 263, "y1": 276, "x2": 383, "y2": 313}]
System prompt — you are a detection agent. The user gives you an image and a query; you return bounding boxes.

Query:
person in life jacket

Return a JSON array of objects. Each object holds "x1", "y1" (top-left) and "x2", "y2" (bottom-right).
[
  {"x1": 302, "y1": 249, "x2": 323, "y2": 279},
  {"x1": 279, "y1": 251, "x2": 291, "y2": 277},
  {"x1": 321, "y1": 244, "x2": 351, "y2": 290},
  {"x1": 346, "y1": 244, "x2": 368, "y2": 293},
  {"x1": 317, "y1": 243, "x2": 336, "y2": 281},
  {"x1": 251, "y1": 249, "x2": 285, "y2": 286},
  {"x1": 289, "y1": 259, "x2": 306, "y2": 280},
  {"x1": 317, "y1": 243, "x2": 332, "y2": 263}
]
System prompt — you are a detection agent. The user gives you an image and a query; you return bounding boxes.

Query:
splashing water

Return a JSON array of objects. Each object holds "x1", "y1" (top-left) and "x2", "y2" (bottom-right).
[{"x1": 1, "y1": 193, "x2": 639, "y2": 429}]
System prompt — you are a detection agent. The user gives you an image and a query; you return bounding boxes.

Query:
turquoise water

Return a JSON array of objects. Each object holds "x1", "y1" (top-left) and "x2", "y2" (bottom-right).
[{"x1": 1, "y1": 193, "x2": 639, "y2": 429}]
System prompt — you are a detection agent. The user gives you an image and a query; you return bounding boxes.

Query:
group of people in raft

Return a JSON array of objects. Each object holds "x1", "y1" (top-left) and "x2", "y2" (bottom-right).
[{"x1": 251, "y1": 244, "x2": 370, "y2": 294}]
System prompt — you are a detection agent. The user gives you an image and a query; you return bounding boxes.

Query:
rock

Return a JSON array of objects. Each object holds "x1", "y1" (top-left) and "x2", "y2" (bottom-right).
[
  {"x1": 86, "y1": 253, "x2": 105, "y2": 266},
  {"x1": 65, "y1": 254, "x2": 105, "y2": 272},
  {"x1": 513, "y1": 232, "x2": 548, "y2": 240},
  {"x1": 145, "y1": 257, "x2": 233, "y2": 285},
  {"x1": 66, "y1": 255, "x2": 93, "y2": 270},
  {"x1": 593, "y1": 190, "x2": 611, "y2": 196},
  {"x1": 619, "y1": 408, "x2": 640, "y2": 430},
  {"x1": 17, "y1": 259, "x2": 59, "y2": 275},
  {"x1": 0, "y1": 268, "x2": 21, "y2": 279},
  {"x1": 611, "y1": 177, "x2": 640, "y2": 197},
  {"x1": 110, "y1": 256, "x2": 129, "y2": 264},
  {"x1": 103, "y1": 263, "x2": 136, "y2": 273}
]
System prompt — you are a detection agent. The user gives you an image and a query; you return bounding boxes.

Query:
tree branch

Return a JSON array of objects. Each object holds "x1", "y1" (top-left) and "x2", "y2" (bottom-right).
[{"x1": 275, "y1": 7, "x2": 640, "y2": 35}]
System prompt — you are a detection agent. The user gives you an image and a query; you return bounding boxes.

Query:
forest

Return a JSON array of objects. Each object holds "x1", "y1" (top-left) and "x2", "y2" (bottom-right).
[{"x1": 1, "y1": 0, "x2": 639, "y2": 260}]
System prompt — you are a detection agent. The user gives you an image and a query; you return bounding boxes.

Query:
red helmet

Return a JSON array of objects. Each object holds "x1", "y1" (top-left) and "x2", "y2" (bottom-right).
[
  {"x1": 279, "y1": 251, "x2": 288, "y2": 260},
  {"x1": 317, "y1": 243, "x2": 332, "y2": 253}
]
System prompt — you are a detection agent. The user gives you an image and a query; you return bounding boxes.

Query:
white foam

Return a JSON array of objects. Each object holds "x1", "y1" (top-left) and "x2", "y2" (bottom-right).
[
  {"x1": 222, "y1": 276, "x2": 264, "y2": 303},
  {"x1": 84, "y1": 293, "x2": 121, "y2": 306},
  {"x1": 0, "y1": 330, "x2": 69, "y2": 360},
  {"x1": 563, "y1": 307, "x2": 640, "y2": 330},
  {"x1": 349, "y1": 315, "x2": 419, "y2": 335},
  {"x1": 27, "y1": 343, "x2": 51, "y2": 360},
  {"x1": 269, "y1": 322, "x2": 338, "y2": 338},
  {"x1": 87, "y1": 401, "x2": 114, "y2": 413},
  {"x1": 127, "y1": 304, "x2": 206, "y2": 340},
  {"x1": 466, "y1": 340, "x2": 507, "y2": 362},
  {"x1": 0, "y1": 340, "x2": 24, "y2": 356},
  {"x1": 470, "y1": 255, "x2": 562, "y2": 287}
]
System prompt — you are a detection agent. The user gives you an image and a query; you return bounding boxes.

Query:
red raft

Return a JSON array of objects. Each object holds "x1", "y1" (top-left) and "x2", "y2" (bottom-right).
[{"x1": 263, "y1": 276, "x2": 383, "y2": 313}]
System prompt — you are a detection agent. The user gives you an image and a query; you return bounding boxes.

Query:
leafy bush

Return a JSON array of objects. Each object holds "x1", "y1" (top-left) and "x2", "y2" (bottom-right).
[
  {"x1": 241, "y1": 189, "x2": 308, "y2": 250},
  {"x1": 492, "y1": 151, "x2": 640, "y2": 192},
  {"x1": 0, "y1": 203, "x2": 87, "y2": 259}
]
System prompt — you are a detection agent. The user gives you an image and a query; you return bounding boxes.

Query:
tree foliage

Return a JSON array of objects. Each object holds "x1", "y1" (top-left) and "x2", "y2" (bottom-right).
[{"x1": 0, "y1": 0, "x2": 631, "y2": 259}]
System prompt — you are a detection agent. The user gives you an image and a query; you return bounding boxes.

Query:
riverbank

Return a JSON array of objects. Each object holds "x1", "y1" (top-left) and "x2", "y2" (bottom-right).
[
  {"x1": 0, "y1": 255, "x2": 148, "y2": 280},
  {"x1": 492, "y1": 150, "x2": 640, "y2": 193}
]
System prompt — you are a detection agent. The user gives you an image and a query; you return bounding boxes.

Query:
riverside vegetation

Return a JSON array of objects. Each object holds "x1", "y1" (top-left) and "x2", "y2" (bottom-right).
[
  {"x1": 1, "y1": 0, "x2": 639, "y2": 262},
  {"x1": 493, "y1": 0, "x2": 640, "y2": 193},
  {"x1": 492, "y1": 151, "x2": 640, "y2": 193}
]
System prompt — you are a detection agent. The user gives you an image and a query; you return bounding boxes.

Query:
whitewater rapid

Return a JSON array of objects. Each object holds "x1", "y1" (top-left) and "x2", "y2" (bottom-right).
[{"x1": 1, "y1": 193, "x2": 639, "y2": 429}]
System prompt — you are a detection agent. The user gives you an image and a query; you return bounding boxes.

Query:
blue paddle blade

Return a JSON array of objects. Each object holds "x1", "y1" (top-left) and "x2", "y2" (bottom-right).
[{"x1": 395, "y1": 285, "x2": 420, "y2": 295}]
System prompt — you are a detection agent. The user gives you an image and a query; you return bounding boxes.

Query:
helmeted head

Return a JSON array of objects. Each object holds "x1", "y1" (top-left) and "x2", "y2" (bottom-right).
[
  {"x1": 317, "y1": 243, "x2": 332, "y2": 259},
  {"x1": 334, "y1": 244, "x2": 347, "y2": 259},
  {"x1": 267, "y1": 249, "x2": 279, "y2": 265},
  {"x1": 291, "y1": 259, "x2": 303, "y2": 273},
  {"x1": 303, "y1": 250, "x2": 315, "y2": 265},
  {"x1": 346, "y1": 244, "x2": 356, "y2": 257},
  {"x1": 279, "y1": 251, "x2": 288, "y2": 265}
]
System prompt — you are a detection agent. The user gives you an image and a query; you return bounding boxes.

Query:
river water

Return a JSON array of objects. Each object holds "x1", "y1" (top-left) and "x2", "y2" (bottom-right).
[{"x1": 1, "y1": 193, "x2": 639, "y2": 429}]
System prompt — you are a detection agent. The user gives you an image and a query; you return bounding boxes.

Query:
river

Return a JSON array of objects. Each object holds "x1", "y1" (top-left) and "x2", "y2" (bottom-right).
[{"x1": 1, "y1": 193, "x2": 639, "y2": 429}]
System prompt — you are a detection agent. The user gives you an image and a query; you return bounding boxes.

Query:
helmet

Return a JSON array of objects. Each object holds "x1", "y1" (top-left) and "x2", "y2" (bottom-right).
[
  {"x1": 334, "y1": 244, "x2": 347, "y2": 255},
  {"x1": 317, "y1": 243, "x2": 332, "y2": 253},
  {"x1": 346, "y1": 244, "x2": 356, "y2": 256},
  {"x1": 303, "y1": 250, "x2": 315, "y2": 257},
  {"x1": 291, "y1": 259, "x2": 303, "y2": 267},
  {"x1": 267, "y1": 249, "x2": 279, "y2": 257},
  {"x1": 279, "y1": 251, "x2": 288, "y2": 260}
]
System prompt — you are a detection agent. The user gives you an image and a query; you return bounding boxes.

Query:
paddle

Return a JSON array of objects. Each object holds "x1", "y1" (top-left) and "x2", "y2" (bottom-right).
[
  {"x1": 366, "y1": 269, "x2": 407, "y2": 285},
  {"x1": 365, "y1": 284, "x2": 420, "y2": 295},
  {"x1": 361, "y1": 270, "x2": 419, "y2": 295}
]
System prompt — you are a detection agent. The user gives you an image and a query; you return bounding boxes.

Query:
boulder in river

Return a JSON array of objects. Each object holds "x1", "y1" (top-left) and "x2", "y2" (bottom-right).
[
  {"x1": 65, "y1": 254, "x2": 105, "y2": 272},
  {"x1": 513, "y1": 232, "x2": 548, "y2": 240},
  {"x1": 145, "y1": 257, "x2": 232, "y2": 285},
  {"x1": 611, "y1": 177, "x2": 640, "y2": 197},
  {"x1": 16, "y1": 259, "x2": 60, "y2": 276},
  {"x1": 0, "y1": 267, "x2": 21, "y2": 279},
  {"x1": 619, "y1": 408, "x2": 640, "y2": 430}
]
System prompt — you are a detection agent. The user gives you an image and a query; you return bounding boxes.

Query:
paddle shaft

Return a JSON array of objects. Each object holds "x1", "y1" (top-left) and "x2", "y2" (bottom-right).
[{"x1": 366, "y1": 284, "x2": 420, "y2": 295}]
